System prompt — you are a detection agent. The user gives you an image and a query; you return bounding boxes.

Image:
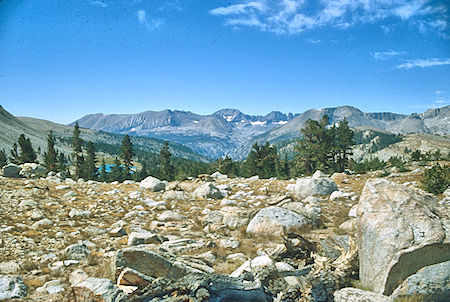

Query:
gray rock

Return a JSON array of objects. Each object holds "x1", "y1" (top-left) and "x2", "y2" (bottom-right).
[
  {"x1": 0, "y1": 261, "x2": 20, "y2": 275},
  {"x1": 157, "y1": 210, "x2": 186, "y2": 222},
  {"x1": 114, "y1": 248, "x2": 207, "y2": 280},
  {"x1": 31, "y1": 218, "x2": 53, "y2": 230},
  {"x1": 69, "y1": 269, "x2": 88, "y2": 286},
  {"x1": 68, "y1": 208, "x2": 91, "y2": 218},
  {"x1": 357, "y1": 179, "x2": 450, "y2": 295},
  {"x1": 19, "y1": 163, "x2": 46, "y2": 178},
  {"x1": 1, "y1": 164, "x2": 21, "y2": 178},
  {"x1": 312, "y1": 170, "x2": 327, "y2": 178},
  {"x1": 36, "y1": 279, "x2": 65, "y2": 294},
  {"x1": 0, "y1": 275, "x2": 28, "y2": 300},
  {"x1": 64, "y1": 242, "x2": 91, "y2": 261},
  {"x1": 193, "y1": 182, "x2": 223, "y2": 199},
  {"x1": 67, "y1": 278, "x2": 127, "y2": 302},
  {"x1": 334, "y1": 288, "x2": 392, "y2": 302},
  {"x1": 162, "y1": 190, "x2": 185, "y2": 200},
  {"x1": 294, "y1": 177, "x2": 338, "y2": 197},
  {"x1": 127, "y1": 231, "x2": 162, "y2": 246},
  {"x1": 391, "y1": 260, "x2": 450, "y2": 302},
  {"x1": 117, "y1": 268, "x2": 154, "y2": 287},
  {"x1": 246, "y1": 206, "x2": 310, "y2": 237},
  {"x1": 139, "y1": 176, "x2": 165, "y2": 192},
  {"x1": 18, "y1": 199, "x2": 37, "y2": 208}
]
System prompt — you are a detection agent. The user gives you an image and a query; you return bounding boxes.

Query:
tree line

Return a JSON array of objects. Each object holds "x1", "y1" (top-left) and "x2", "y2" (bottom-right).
[{"x1": 1, "y1": 115, "x2": 448, "y2": 183}]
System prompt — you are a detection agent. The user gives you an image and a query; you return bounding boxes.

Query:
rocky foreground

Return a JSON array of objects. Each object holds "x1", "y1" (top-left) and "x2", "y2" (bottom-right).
[{"x1": 0, "y1": 164, "x2": 449, "y2": 301}]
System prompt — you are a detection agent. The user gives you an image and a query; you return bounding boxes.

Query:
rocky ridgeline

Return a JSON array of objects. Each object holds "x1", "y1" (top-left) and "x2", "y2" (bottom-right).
[{"x1": 0, "y1": 163, "x2": 449, "y2": 301}]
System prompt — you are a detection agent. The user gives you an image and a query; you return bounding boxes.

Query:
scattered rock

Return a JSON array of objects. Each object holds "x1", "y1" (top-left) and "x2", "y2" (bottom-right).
[
  {"x1": 157, "y1": 211, "x2": 186, "y2": 222},
  {"x1": 69, "y1": 269, "x2": 88, "y2": 286},
  {"x1": 334, "y1": 288, "x2": 392, "y2": 302},
  {"x1": 0, "y1": 275, "x2": 28, "y2": 300},
  {"x1": 69, "y1": 209, "x2": 92, "y2": 218},
  {"x1": 67, "y1": 277, "x2": 127, "y2": 302},
  {"x1": 31, "y1": 218, "x2": 53, "y2": 230},
  {"x1": 64, "y1": 242, "x2": 91, "y2": 261},
  {"x1": 19, "y1": 163, "x2": 46, "y2": 178},
  {"x1": 162, "y1": 190, "x2": 185, "y2": 200},
  {"x1": 127, "y1": 231, "x2": 162, "y2": 246},
  {"x1": 36, "y1": 279, "x2": 65, "y2": 294}
]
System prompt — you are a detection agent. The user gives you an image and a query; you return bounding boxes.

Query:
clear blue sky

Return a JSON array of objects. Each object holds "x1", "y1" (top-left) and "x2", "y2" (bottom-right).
[{"x1": 0, "y1": 0, "x2": 449, "y2": 124}]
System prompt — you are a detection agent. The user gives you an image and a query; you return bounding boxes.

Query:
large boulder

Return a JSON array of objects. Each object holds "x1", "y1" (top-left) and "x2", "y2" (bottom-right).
[
  {"x1": 246, "y1": 206, "x2": 310, "y2": 237},
  {"x1": 294, "y1": 177, "x2": 338, "y2": 197},
  {"x1": 391, "y1": 260, "x2": 450, "y2": 302},
  {"x1": 19, "y1": 163, "x2": 46, "y2": 178},
  {"x1": 139, "y1": 176, "x2": 165, "y2": 192},
  {"x1": 357, "y1": 179, "x2": 450, "y2": 296},
  {"x1": 193, "y1": 182, "x2": 223, "y2": 199},
  {"x1": 1, "y1": 164, "x2": 21, "y2": 178},
  {"x1": 0, "y1": 275, "x2": 28, "y2": 300},
  {"x1": 67, "y1": 278, "x2": 127, "y2": 302}
]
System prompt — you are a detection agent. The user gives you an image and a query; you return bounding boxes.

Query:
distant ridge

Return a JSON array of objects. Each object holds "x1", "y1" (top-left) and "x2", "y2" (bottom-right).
[
  {"x1": 0, "y1": 105, "x2": 207, "y2": 162},
  {"x1": 73, "y1": 105, "x2": 450, "y2": 159}
]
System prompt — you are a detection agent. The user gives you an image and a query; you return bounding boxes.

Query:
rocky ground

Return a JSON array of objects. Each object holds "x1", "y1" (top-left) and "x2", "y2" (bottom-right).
[{"x1": 0, "y1": 164, "x2": 448, "y2": 301}]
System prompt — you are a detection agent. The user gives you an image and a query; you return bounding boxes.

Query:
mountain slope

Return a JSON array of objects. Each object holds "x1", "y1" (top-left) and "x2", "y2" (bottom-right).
[
  {"x1": 72, "y1": 109, "x2": 298, "y2": 158},
  {"x1": 0, "y1": 105, "x2": 207, "y2": 162}
]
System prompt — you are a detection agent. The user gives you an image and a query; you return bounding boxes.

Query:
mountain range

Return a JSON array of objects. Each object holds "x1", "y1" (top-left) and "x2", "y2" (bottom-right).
[
  {"x1": 73, "y1": 105, "x2": 450, "y2": 159},
  {"x1": 0, "y1": 106, "x2": 207, "y2": 162}
]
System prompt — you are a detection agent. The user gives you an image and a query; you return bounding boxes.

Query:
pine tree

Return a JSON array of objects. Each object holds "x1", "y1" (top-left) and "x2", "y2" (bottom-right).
[
  {"x1": 244, "y1": 142, "x2": 278, "y2": 178},
  {"x1": 99, "y1": 158, "x2": 108, "y2": 182},
  {"x1": 44, "y1": 130, "x2": 58, "y2": 172},
  {"x1": 17, "y1": 134, "x2": 37, "y2": 163},
  {"x1": 9, "y1": 143, "x2": 19, "y2": 164},
  {"x1": 72, "y1": 122, "x2": 84, "y2": 179},
  {"x1": 0, "y1": 150, "x2": 6, "y2": 168},
  {"x1": 334, "y1": 118, "x2": 354, "y2": 172},
  {"x1": 159, "y1": 142, "x2": 174, "y2": 181},
  {"x1": 110, "y1": 157, "x2": 124, "y2": 182},
  {"x1": 84, "y1": 141, "x2": 97, "y2": 180},
  {"x1": 120, "y1": 135, "x2": 134, "y2": 179},
  {"x1": 138, "y1": 161, "x2": 148, "y2": 181},
  {"x1": 57, "y1": 152, "x2": 69, "y2": 178}
]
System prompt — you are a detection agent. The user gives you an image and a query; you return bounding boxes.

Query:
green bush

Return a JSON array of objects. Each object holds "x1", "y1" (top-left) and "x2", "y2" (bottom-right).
[{"x1": 422, "y1": 164, "x2": 450, "y2": 195}]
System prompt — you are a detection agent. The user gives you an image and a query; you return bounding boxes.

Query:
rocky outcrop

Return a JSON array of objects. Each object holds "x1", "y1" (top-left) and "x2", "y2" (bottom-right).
[{"x1": 357, "y1": 179, "x2": 450, "y2": 296}]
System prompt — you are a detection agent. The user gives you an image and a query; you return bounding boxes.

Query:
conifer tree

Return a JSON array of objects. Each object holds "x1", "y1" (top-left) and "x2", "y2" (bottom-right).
[
  {"x1": 334, "y1": 118, "x2": 354, "y2": 172},
  {"x1": 0, "y1": 150, "x2": 6, "y2": 168},
  {"x1": 84, "y1": 141, "x2": 97, "y2": 180},
  {"x1": 159, "y1": 142, "x2": 174, "y2": 181},
  {"x1": 244, "y1": 142, "x2": 278, "y2": 178},
  {"x1": 110, "y1": 157, "x2": 124, "y2": 182},
  {"x1": 17, "y1": 134, "x2": 37, "y2": 163},
  {"x1": 9, "y1": 143, "x2": 19, "y2": 164},
  {"x1": 57, "y1": 152, "x2": 69, "y2": 178},
  {"x1": 72, "y1": 122, "x2": 84, "y2": 179},
  {"x1": 99, "y1": 158, "x2": 108, "y2": 182},
  {"x1": 138, "y1": 161, "x2": 148, "y2": 181},
  {"x1": 44, "y1": 130, "x2": 58, "y2": 172},
  {"x1": 120, "y1": 135, "x2": 134, "y2": 179}
]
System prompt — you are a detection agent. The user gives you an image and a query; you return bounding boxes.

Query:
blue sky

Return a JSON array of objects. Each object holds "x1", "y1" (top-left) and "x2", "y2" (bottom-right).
[{"x1": 0, "y1": 0, "x2": 449, "y2": 124}]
